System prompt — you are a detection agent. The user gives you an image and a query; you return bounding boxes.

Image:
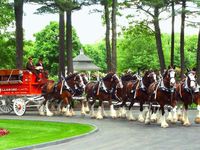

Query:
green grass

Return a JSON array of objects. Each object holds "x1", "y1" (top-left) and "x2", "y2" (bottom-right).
[{"x1": 0, "y1": 119, "x2": 95, "y2": 150}]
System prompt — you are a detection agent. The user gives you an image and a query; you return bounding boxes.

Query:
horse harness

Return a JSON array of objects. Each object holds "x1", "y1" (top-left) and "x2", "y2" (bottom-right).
[
  {"x1": 94, "y1": 74, "x2": 121, "y2": 98},
  {"x1": 153, "y1": 76, "x2": 175, "y2": 102},
  {"x1": 179, "y1": 77, "x2": 196, "y2": 102},
  {"x1": 54, "y1": 74, "x2": 84, "y2": 96}
]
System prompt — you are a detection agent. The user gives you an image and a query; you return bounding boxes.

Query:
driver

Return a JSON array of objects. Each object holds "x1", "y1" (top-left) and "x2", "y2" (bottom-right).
[
  {"x1": 26, "y1": 57, "x2": 40, "y2": 81},
  {"x1": 36, "y1": 58, "x2": 48, "y2": 78}
]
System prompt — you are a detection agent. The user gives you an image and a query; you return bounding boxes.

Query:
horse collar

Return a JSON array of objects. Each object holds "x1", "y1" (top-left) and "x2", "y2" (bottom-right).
[
  {"x1": 159, "y1": 78, "x2": 175, "y2": 93},
  {"x1": 139, "y1": 78, "x2": 146, "y2": 91},
  {"x1": 100, "y1": 80, "x2": 108, "y2": 93},
  {"x1": 194, "y1": 84, "x2": 200, "y2": 93},
  {"x1": 184, "y1": 78, "x2": 189, "y2": 89}
]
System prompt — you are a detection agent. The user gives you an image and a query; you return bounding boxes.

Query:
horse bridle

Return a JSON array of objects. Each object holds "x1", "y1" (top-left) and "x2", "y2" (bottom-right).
[
  {"x1": 111, "y1": 74, "x2": 123, "y2": 89},
  {"x1": 74, "y1": 74, "x2": 85, "y2": 88},
  {"x1": 185, "y1": 71, "x2": 197, "y2": 91}
]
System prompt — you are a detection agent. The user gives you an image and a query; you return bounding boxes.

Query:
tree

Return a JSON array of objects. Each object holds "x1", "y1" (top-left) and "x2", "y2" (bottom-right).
[
  {"x1": 14, "y1": 0, "x2": 24, "y2": 69},
  {"x1": 0, "y1": 33, "x2": 16, "y2": 69},
  {"x1": 197, "y1": 27, "x2": 200, "y2": 84},
  {"x1": 101, "y1": 0, "x2": 112, "y2": 72},
  {"x1": 117, "y1": 23, "x2": 158, "y2": 73},
  {"x1": 31, "y1": 0, "x2": 93, "y2": 74},
  {"x1": 54, "y1": 0, "x2": 97, "y2": 74},
  {"x1": 32, "y1": 22, "x2": 81, "y2": 76},
  {"x1": 66, "y1": 10, "x2": 73, "y2": 74},
  {"x1": 0, "y1": 0, "x2": 14, "y2": 30},
  {"x1": 84, "y1": 41, "x2": 107, "y2": 71},
  {"x1": 180, "y1": 0, "x2": 186, "y2": 79},
  {"x1": 170, "y1": 0, "x2": 175, "y2": 67},
  {"x1": 111, "y1": 0, "x2": 117, "y2": 72},
  {"x1": 0, "y1": 1, "x2": 15, "y2": 69},
  {"x1": 59, "y1": 11, "x2": 65, "y2": 78},
  {"x1": 194, "y1": 0, "x2": 200, "y2": 84},
  {"x1": 135, "y1": 0, "x2": 168, "y2": 73}
]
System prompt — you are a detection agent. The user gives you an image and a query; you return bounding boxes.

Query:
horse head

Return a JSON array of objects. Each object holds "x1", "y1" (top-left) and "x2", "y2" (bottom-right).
[
  {"x1": 65, "y1": 73, "x2": 85, "y2": 89},
  {"x1": 103, "y1": 72, "x2": 123, "y2": 90},
  {"x1": 186, "y1": 69, "x2": 197, "y2": 91},
  {"x1": 121, "y1": 72, "x2": 138, "y2": 82},
  {"x1": 144, "y1": 70, "x2": 157, "y2": 86},
  {"x1": 163, "y1": 66, "x2": 176, "y2": 88},
  {"x1": 80, "y1": 73, "x2": 89, "y2": 85}
]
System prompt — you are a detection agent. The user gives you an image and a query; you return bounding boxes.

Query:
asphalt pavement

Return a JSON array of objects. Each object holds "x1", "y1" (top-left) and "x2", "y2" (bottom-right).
[{"x1": 1, "y1": 110, "x2": 200, "y2": 150}]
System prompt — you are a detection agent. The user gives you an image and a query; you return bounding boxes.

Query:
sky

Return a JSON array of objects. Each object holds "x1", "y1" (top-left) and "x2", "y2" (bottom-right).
[{"x1": 23, "y1": 3, "x2": 199, "y2": 44}]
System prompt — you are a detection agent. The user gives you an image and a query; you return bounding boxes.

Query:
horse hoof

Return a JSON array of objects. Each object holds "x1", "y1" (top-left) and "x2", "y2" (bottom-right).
[
  {"x1": 145, "y1": 120, "x2": 150, "y2": 125},
  {"x1": 171, "y1": 120, "x2": 177, "y2": 124},
  {"x1": 183, "y1": 122, "x2": 191, "y2": 127},
  {"x1": 151, "y1": 119, "x2": 157, "y2": 123},
  {"x1": 138, "y1": 113, "x2": 145, "y2": 122},
  {"x1": 39, "y1": 112, "x2": 45, "y2": 116},
  {"x1": 85, "y1": 111, "x2": 90, "y2": 114},
  {"x1": 81, "y1": 112, "x2": 86, "y2": 116},
  {"x1": 96, "y1": 116, "x2": 103, "y2": 120},
  {"x1": 195, "y1": 117, "x2": 200, "y2": 124},
  {"x1": 161, "y1": 124, "x2": 169, "y2": 128},
  {"x1": 90, "y1": 116, "x2": 96, "y2": 119},
  {"x1": 112, "y1": 116, "x2": 117, "y2": 119},
  {"x1": 138, "y1": 118, "x2": 145, "y2": 123}
]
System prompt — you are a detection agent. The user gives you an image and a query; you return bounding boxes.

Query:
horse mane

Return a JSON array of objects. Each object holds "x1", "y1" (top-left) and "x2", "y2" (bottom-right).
[
  {"x1": 143, "y1": 70, "x2": 151, "y2": 77},
  {"x1": 65, "y1": 73, "x2": 79, "y2": 80},
  {"x1": 103, "y1": 72, "x2": 115, "y2": 81},
  {"x1": 121, "y1": 73, "x2": 136, "y2": 81},
  {"x1": 162, "y1": 69, "x2": 168, "y2": 78}
]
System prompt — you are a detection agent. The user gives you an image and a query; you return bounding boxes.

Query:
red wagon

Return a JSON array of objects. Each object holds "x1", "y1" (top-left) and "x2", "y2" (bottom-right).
[{"x1": 0, "y1": 69, "x2": 49, "y2": 116}]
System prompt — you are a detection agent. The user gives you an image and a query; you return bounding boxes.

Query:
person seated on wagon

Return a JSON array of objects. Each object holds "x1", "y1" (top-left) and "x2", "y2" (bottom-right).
[
  {"x1": 35, "y1": 57, "x2": 44, "y2": 70},
  {"x1": 26, "y1": 57, "x2": 41, "y2": 81},
  {"x1": 36, "y1": 58, "x2": 48, "y2": 78}
]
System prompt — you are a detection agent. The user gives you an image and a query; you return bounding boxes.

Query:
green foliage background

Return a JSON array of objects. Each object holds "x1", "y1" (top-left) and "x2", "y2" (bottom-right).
[
  {"x1": 0, "y1": 21, "x2": 198, "y2": 77},
  {"x1": 24, "y1": 21, "x2": 82, "y2": 76}
]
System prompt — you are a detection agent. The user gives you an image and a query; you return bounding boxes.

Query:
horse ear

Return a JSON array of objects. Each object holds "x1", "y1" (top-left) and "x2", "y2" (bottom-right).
[
  {"x1": 168, "y1": 65, "x2": 171, "y2": 69},
  {"x1": 186, "y1": 68, "x2": 190, "y2": 72},
  {"x1": 173, "y1": 65, "x2": 176, "y2": 69},
  {"x1": 192, "y1": 67, "x2": 196, "y2": 71}
]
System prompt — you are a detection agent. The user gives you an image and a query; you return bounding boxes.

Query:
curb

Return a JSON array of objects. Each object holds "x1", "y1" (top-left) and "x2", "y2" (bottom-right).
[{"x1": 12, "y1": 123, "x2": 99, "y2": 150}]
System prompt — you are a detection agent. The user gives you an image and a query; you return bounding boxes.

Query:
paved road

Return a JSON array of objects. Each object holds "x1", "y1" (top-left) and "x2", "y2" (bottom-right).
[{"x1": 1, "y1": 110, "x2": 200, "y2": 150}]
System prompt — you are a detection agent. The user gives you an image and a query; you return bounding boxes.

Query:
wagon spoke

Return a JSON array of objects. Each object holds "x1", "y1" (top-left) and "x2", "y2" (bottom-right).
[{"x1": 0, "y1": 96, "x2": 13, "y2": 114}]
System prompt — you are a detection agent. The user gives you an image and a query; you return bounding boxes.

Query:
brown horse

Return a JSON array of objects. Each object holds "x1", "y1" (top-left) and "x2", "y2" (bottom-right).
[
  {"x1": 147, "y1": 67, "x2": 176, "y2": 128},
  {"x1": 116, "y1": 72, "x2": 141, "y2": 119},
  {"x1": 116, "y1": 71, "x2": 156, "y2": 121},
  {"x1": 85, "y1": 72, "x2": 123, "y2": 119},
  {"x1": 39, "y1": 73, "x2": 85, "y2": 116},
  {"x1": 194, "y1": 84, "x2": 200, "y2": 124},
  {"x1": 131, "y1": 70, "x2": 157, "y2": 122},
  {"x1": 115, "y1": 72, "x2": 139, "y2": 117},
  {"x1": 175, "y1": 69, "x2": 197, "y2": 126}
]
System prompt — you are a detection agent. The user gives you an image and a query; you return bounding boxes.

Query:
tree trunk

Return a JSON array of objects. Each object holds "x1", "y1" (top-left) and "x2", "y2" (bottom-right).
[
  {"x1": 66, "y1": 10, "x2": 73, "y2": 74},
  {"x1": 180, "y1": 0, "x2": 186, "y2": 79},
  {"x1": 104, "y1": 2, "x2": 111, "y2": 72},
  {"x1": 111, "y1": 0, "x2": 117, "y2": 73},
  {"x1": 59, "y1": 11, "x2": 65, "y2": 79},
  {"x1": 197, "y1": 27, "x2": 200, "y2": 84},
  {"x1": 171, "y1": 0, "x2": 175, "y2": 67},
  {"x1": 14, "y1": 0, "x2": 23, "y2": 69},
  {"x1": 153, "y1": 7, "x2": 165, "y2": 73}
]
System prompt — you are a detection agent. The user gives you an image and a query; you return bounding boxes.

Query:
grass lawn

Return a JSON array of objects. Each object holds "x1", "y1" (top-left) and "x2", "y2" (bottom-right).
[{"x1": 0, "y1": 119, "x2": 95, "y2": 150}]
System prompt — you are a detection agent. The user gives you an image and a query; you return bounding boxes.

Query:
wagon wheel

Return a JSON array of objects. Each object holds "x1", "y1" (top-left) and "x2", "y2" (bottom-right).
[
  {"x1": 0, "y1": 96, "x2": 13, "y2": 114},
  {"x1": 13, "y1": 98, "x2": 26, "y2": 116}
]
